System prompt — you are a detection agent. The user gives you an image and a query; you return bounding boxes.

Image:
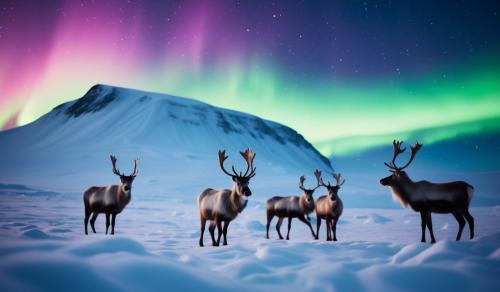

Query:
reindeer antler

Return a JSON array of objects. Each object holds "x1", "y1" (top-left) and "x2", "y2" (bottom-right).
[
  {"x1": 384, "y1": 140, "x2": 423, "y2": 171},
  {"x1": 110, "y1": 155, "x2": 122, "y2": 176},
  {"x1": 333, "y1": 173, "x2": 345, "y2": 186},
  {"x1": 218, "y1": 148, "x2": 257, "y2": 178},
  {"x1": 240, "y1": 148, "x2": 256, "y2": 178},
  {"x1": 218, "y1": 149, "x2": 237, "y2": 177},
  {"x1": 399, "y1": 142, "x2": 422, "y2": 170},
  {"x1": 299, "y1": 176, "x2": 306, "y2": 191},
  {"x1": 131, "y1": 159, "x2": 140, "y2": 177},
  {"x1": 319, "y1": 172, "x2": 345, "y2": 188},
  {"x1": 384, "y1": 140, "x2": 406, "y2": 169},
  {"x1": 313, "y1": 169, "x2": 322, "y2": 190},
  {"x1": 300, "y1": 170, "x2": 323, "y2": 191}
]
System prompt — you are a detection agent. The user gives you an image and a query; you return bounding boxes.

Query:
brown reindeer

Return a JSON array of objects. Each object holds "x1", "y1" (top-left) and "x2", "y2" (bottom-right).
[
  {"x1": 380, "y1": 140, "x2": 474, "y2": 243},
  {"x1": 265, "y1": 170, "x2": 321, "y2": 240},
  {"x1": 315, "y1": 173, "x2": 345, "y2": 241},
  {"x1": 197, "y1": 148, "x2": 256, "y2": 247},
  {"x1": 83, "y1": 155, "x2": 139, "y2": 235}
]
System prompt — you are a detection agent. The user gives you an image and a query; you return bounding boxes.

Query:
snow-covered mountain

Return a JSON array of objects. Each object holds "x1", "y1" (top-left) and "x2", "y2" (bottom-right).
[{"x1": 0, "y1": 84, "x2": 332, "y2": 196}]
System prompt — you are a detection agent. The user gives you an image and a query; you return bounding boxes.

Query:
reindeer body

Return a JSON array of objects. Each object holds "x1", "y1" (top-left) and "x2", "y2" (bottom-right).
[
  {"x1": 266, "y1": 195, "x2": 314, "y2": 218},
  {"x1": 83, "y1": 185, "x2": 131, "y2": 214},
  {"x1": 198, "y1": 188, "x2": 248, "y2": 222},
  {"x1": 83, "y1": 155, "x2": 139, "y2": 235},
  {"x1": 265, "y1": 171, "x2": 321, "y2": 240},
  {"x1": 380, "y1": 140, "x2": 474, "y2": 243},
  {"x1": 315, "y1": 196, "x2": 343, "y2": 218},
  {"x1": 315, "y1": 196, "x2": 343, "y2": 239},
  {"x1": 198, "y1": 149, "x2": 256, "y2": 247},
  {"x1": 389, "y1": 178, "x2": 473, "y2": 213},
  {"x1": 315, "y1": 173, "x2": 345, "y2": 241}
]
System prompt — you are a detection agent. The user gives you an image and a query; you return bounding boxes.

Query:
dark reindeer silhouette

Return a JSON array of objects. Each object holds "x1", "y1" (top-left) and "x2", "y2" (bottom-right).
[
  {"x1": 197, "y1": 148, "x2": 256, "y2": 247},
  {"x1": 380, "y1": 140, "x2": 474, "y2": 243},
  {"x1": 265, "y1": 170, "x2": 321, "y2": 240},
  {"x1": 83, "y1": 155, "x2": 139, "y2": 235},
  {"x1": 315, "y1": 173, "x2": 345, "y2": 241}
]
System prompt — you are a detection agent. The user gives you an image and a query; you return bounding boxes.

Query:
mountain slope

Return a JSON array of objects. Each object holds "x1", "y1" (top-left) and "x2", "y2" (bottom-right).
[{"x1": 0, "y1": 84, "x2": 332, "y2": 196}]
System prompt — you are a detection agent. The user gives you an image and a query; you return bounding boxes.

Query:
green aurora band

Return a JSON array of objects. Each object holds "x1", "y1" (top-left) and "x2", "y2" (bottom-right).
[{"x1": 5, "y1": 60, "x2": 500, "y2": 157}]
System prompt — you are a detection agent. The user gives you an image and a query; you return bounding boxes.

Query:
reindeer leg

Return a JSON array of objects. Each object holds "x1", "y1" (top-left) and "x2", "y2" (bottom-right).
[
  {"x1": 222, "y1": 220, "x2": 230, "y2": 245},
  {"x1": 315, "y1": 216, "x2": 321, "y2": 240},
  {"x1": 298, "y1": 215, "x2": 316, "y2": 239},
  {"x1": 216, "y1": 220, "x2": 223, "y2": 246},
  {"x1": 199, "y1": 217, "x2": 206, "y2": 247},
  {"x1": 286, "y1": 217, "x2": 292, "y2": 240},
  {"x1": 209, "y1": 221, "x2": 217, "y2": 246},
  {"x1": 276, "y1": 217, "x2": 284, "y2": 239},
  {"x1": 420, "y1": 212, "x2": 426, "y2": 242},
  {"x1": 425, "y1": 212, "x2": 436, "y2": 243},
  {"x1": 84, "y1": 210, "x2": 90, "y2": 235},
  {"x1": 111, "y1": 213, "x2": 117, "y2": 235},
  {"x1": 332, "y1": 218, "x2": 338, "y2": 241},
  {"x1": 266, "y1": 211, "x2": 274, "y2": 239},
  {"x1": 452, "y1": 212, "x2": 466, "y2": 241},
  {"x1": 105, "y1": 213, "x2": 110, "y2": 235},
  {"x1": 463, "y1": 209, "x2": 474, "y2": 239},
  {"x1": 326, "y1": 219, "x2": 332, "y2": 241},
  {"x1": 90, "y1": 212, "x2": 98, "y2": 233},
  {"x1": 329, "y1": 219, "x2": 335, "y2": 241}
]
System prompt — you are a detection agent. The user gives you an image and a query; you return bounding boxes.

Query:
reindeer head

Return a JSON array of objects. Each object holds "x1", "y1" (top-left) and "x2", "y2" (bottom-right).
[
  {"x1": 319, "y1": 172, "x2": 345, "y2": 202},
  {"x1": 299, "y1": 169, "x2": 322, "y2": 203},
  {"x1": 380, "y1": 140, "x2": 422, "y2": 187},
  {"x1": 218, "y1": 148, "x2": 256, "y2": 198},
  {"x1": 110, "y1": 155, "x2": 139, "y2": 192}
]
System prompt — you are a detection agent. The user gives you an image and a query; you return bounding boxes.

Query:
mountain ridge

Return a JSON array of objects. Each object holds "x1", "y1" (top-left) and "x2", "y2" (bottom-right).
[{"x1": 0, "y1": 84, "x2": 332, "y2": 195}]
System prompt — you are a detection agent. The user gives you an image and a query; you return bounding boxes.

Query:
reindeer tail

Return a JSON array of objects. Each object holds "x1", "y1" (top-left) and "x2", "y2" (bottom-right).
[{"x1": 466, "y1": 185, "x2": 475, "y2": 205}]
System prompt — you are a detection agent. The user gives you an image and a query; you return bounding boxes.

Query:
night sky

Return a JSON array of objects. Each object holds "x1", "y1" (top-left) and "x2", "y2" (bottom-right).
[{"x1": 1, "y1": 0, "x2": 499, "y2": 155}]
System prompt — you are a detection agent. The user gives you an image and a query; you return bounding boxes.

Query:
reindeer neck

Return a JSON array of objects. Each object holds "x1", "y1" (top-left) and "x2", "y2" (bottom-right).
[
  {"x1": 300, "y1": 194, "x2": 315, "y2": 214},
  {"x1": 391, "y1": 175, "x2": 416, "y2": 207},
  {"x1": 229, "y1": 189, "x2": 247, "y2": 214},
  {"x1": 112, "y1": 184, "x2": 131, "y2": 211},
  {"x1": 327, "y1": 193, "x2": 340, "y2": 207}
]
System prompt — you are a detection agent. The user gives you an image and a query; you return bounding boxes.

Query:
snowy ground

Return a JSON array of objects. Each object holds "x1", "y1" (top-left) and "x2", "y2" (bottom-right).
[{"x1": 0, "y1": 192, "x2": 499, "y2": 292}]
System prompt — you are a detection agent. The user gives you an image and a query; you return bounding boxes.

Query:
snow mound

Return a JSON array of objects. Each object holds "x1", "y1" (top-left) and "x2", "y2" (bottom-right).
[
  {"x1": 246, "y1": 220, "x2": 265, "y2": 231},
  {"x1": 0, "y1": 240, "x2": 237, "y2": 292},
  {"x1": 21, "y1": 229, "x2": 62, "y2": 240},
  {"x1": 359, "y1": 213, "x2": 392, "y2": 224},
  {"x1": 2, "y1": 233, "x2": 499, "y2": 291},
  {"x1": 66, "y1": 237, "x2": 149, "y2": 257},
  {"x1": 493, "y1": 205, "x2": 500, "y2": 215}
]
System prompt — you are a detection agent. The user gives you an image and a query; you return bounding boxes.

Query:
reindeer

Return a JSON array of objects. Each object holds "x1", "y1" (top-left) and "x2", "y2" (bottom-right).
[
  {"x1": 315, "y1": 173, "x2": 345, "y2": 241},
  {"x1": 265, "y1": 170, "x2": 321, "y2": 240},
  {"x1": 380, "y1": 140, "x2": 474, "y2": 243},
  {"x1": 197, "y1": 148, "x2": 256, "y2": 247},
  {"x1": 83, "y1": 155, "x2": 139, "y2": 235}
]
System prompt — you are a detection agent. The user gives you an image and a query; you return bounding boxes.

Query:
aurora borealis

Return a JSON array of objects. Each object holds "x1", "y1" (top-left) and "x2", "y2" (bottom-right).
[{"x1": 1, "y1": 0, "x2": 499, "y2": 155}]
